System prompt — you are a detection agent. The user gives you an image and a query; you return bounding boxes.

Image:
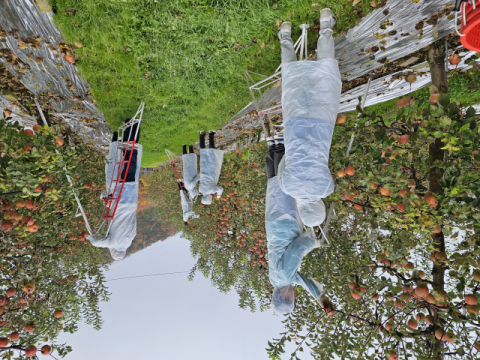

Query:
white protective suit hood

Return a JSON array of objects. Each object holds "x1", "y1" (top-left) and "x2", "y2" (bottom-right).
[
  {"x1": 272, "y1": 285, "x2": 295, "y2": 314},
  {"x1": 110, "y1": 248, "x2": 127, "y2": 260},
  {"x1": 278, "y1": 59, "x2": 341, "y2": 202},
  {"x1": 296, "y1": 199, "x2": 326, "y2": 227}
]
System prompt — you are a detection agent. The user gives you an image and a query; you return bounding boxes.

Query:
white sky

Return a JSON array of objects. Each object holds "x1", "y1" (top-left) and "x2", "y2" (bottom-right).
[{"x1": 58, "y1": 234, "x2": 314, "y2": 360}]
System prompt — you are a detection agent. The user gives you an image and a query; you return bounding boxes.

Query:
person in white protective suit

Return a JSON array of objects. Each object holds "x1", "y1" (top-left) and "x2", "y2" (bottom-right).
[
  {"x1": 182, "y1": 144, "x2": 199, "y2": 198},
  {"x1": 198, "y1": 131, "x2": 224, "y2": 205},
  {"x1": 265, "y1": 136, "x2": 325, "y2": 314},
  {"x1": 87, "y1": 119, "x2": 142, "y2": 261},
  {"x1": 277, "y1": 8, "x2": 342, "y2": 228},
  {"x1": 177, "y1": 178, "x2": 199, "y2": 225},
  {"x1": 181, "y1": 145, "x2": 200, "y2": 225}
]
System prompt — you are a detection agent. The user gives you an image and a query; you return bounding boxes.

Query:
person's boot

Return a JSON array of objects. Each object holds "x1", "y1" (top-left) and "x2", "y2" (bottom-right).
[
  {"x1": 277, "y1": 21, "x2": 292, "y2": 40},
  {"x1": 320, "y1": 8, "x2": 336, "y2": 30}
]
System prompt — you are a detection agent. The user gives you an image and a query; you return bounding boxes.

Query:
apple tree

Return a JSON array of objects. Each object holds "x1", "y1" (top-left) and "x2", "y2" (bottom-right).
[{"x1": 267, "y1": 40, "x2": 480, "y2": 360}]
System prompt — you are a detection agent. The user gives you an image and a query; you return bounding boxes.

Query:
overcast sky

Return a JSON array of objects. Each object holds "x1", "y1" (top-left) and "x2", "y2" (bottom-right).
[{"x1": 58, "y1": 234, "x2": 314, "y2": 360}]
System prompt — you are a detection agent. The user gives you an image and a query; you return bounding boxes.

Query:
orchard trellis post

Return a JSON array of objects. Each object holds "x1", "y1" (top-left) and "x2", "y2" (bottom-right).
[{"x1": 243, "y1": 24, "x2": 311, "y2": 138}]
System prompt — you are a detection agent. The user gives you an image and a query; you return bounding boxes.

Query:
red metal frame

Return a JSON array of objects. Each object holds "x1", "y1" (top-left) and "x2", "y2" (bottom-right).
[
  {"x1": 170, "y1": 160, "x2": 188, "y2": 196},
  {"x1": 460, "y1": 0, "x2": 480, "y2": 52}
]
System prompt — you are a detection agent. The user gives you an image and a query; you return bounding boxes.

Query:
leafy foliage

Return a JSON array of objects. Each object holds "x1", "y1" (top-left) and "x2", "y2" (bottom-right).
[
  {"x1": 0, "y1": 115, "x2": 111, "y2": 358},
  {"x1": 267, "y1": 90, "x2": 480, "y2": 359},
  {"x1": 146, "y1": 143, "x2": 272, "y2": 311}
]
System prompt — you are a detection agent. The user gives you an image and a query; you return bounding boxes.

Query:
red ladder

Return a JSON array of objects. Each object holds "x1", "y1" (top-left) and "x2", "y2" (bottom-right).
[{"x1": 105, "y1": 140, "x2": 137, "y2": 220}]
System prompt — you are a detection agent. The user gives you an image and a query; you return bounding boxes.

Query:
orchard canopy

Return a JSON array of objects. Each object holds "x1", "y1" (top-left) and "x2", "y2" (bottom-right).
[
  {"x1": 2, "y1": 0, "x2": 480, "y2": 359},
  {"x1": 147, "y1": 43, "x2": 480, "y2": 359}
]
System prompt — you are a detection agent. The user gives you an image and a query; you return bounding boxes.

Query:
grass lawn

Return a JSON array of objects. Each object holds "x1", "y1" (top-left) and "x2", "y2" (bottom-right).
[{"x1": 51, "y1": 0, "x2": 379, "y2": 167}]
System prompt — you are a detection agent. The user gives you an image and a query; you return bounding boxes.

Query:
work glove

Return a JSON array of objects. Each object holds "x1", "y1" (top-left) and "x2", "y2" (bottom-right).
[{"x1": 100, "y1": 190, "x2": 108, "y2": 200}]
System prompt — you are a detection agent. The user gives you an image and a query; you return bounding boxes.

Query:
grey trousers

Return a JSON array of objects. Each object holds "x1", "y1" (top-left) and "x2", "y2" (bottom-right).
[{"x1": 280, "y1": 29, "x2": 335, "y2": 63}]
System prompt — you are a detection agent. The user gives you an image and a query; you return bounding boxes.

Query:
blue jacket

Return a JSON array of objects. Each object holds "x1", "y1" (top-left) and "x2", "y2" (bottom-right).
[{"x1": 266, "y1": 176, "x2": 322, "y2": 299}]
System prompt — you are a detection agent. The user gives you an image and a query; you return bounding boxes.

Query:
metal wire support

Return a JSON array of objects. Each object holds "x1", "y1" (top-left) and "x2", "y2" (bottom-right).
[
  {"x1": 320, "y1": 74, "x2": 373, "y2": 245},
  {"x1": 243, "y1": 24, "x2": 311, "y2": 138},
  {"x1": 165, "y1": 149, "x2": 189, "y2": 196},
  {"x1": 298, "y1": 24, "x2": 310, "y2": 61},
  {"x1": 454, "y1": 0, "x2": 467, "y2": 36},
  {"x1": 34, "y1": 98, "x2": 94, "y2": 236}
]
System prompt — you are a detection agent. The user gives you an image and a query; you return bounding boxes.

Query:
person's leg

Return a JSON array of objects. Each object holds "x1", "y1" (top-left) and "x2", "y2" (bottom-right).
[
  {"x1": 208, "y1": 131, "x2": 215, "y2": 149},
  {"x1": 112, "y1": 131, "x2": 118, "y2": 142},
  {"x1": 123, "y1": 118, "x2": 141, "y2": 143},
  {"x1": 317, "y1": 9, "x2": 336, "y2": 60},
  {"x1": 189, "y1": 145, "x2": 194, "y2": 154},
  {"x1": 122, "y1": 150, "x2": 138, "y2": 182},
  {"x1": 316, "y1": 29, "x2": 335, "y2": 60},
  {"x1": 278, "y1": 22, "x2": 297, "y2": 64},
  {"x1": 273, "y1": 142, "x2": 285, "y2": 176},
  {"x1": 183, "y1": 145, "x2": 187, "y2": 155},
  {"x1": 266, "y1": 141, "x2": 276, "y2": 179},
  {"x1": 200, "y1": 132, "x2": 206, "y2": 149}
]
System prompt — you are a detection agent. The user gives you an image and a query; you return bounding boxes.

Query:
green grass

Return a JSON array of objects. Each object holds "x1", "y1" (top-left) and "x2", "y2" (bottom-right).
[{"x1": 51, "y1": 0, "x2": 378, "y2": 166}]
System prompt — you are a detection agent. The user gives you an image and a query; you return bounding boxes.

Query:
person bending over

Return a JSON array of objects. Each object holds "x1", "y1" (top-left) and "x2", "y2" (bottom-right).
[{"x1": 265, "y1": 136, "x2": 324, "y2": 314}]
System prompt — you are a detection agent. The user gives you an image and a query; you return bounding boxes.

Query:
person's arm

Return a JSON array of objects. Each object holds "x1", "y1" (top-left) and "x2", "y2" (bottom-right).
[
  {"x1": 180, "y1": 190, "x2": 192, "y2": 212},
  {"x1": 274, "y1": 232, "x2": 316, "y2": 282},
  {"x1": 293, "y1": 272, "x2": 323, "y2": 300},
  {"x1": 134, "y1": 144, "x2": 143, "y2": 184},
  {"x1": 192, "y1": 174, "x2": 200, "y2": 186},
  {"x1": 214, "y1": 149, "x2": 224, "y2": 183},
  {"x1": 213, "y1": 185, "x2": 223, "y2": 197},
  {"x1": 87, "y1": 234, "x2": 115, "y2": 248}
]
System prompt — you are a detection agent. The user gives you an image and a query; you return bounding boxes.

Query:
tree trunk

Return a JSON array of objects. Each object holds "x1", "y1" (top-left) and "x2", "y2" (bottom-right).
[
  {"x1": 427, "y1": 40, "x2": 448, "y2": 354},
  {"x1": 427, "y1": 40, "x2": 448, "y2": 293},
  {"x1": 427, "y1": 43, "x2": 448, "y2": 94}
]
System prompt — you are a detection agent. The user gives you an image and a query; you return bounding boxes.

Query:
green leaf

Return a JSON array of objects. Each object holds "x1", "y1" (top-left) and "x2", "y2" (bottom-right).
[
  {"x1": 430, "y1": 105, "x2": 444, "y2": 117},
  {"x1": 439, "y1": 93, "x2": 450, "y2": 108},
  {"x1": 466, "y1": 106, "x2": 476, "y2": 118},
  {"x1": 439, "y1": 115, "x2": 452, "y2": 127}
]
